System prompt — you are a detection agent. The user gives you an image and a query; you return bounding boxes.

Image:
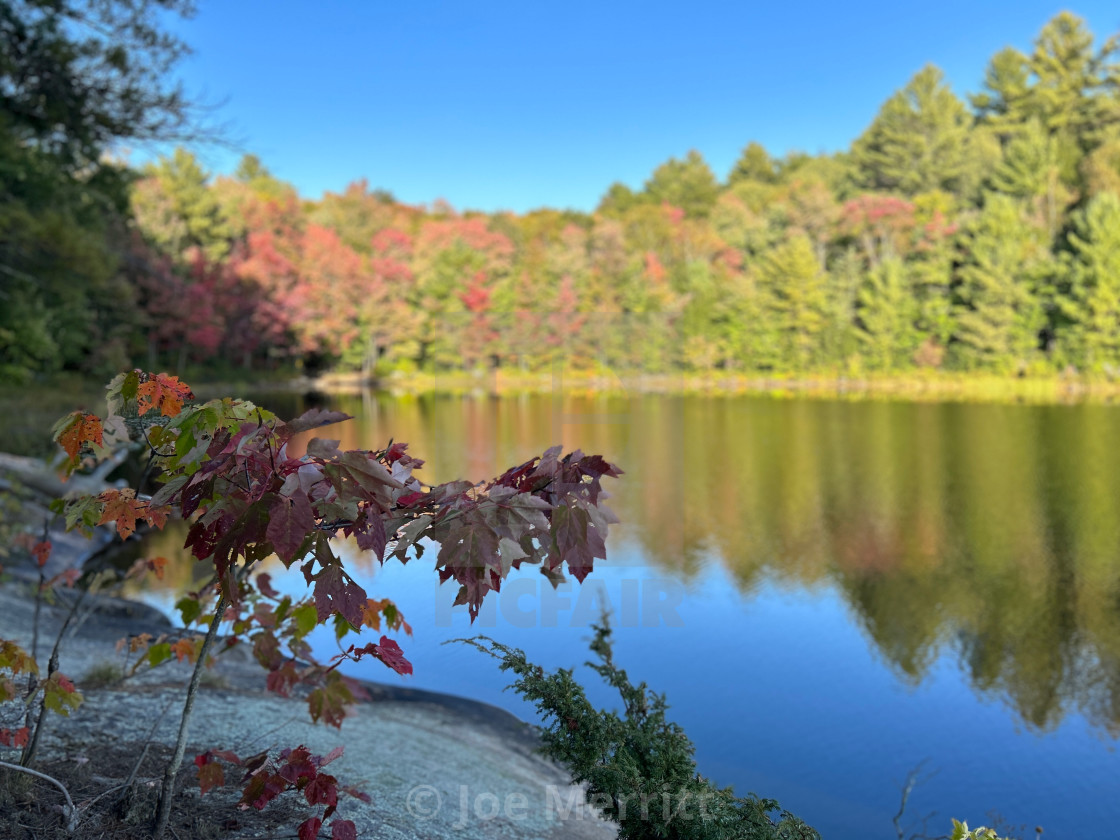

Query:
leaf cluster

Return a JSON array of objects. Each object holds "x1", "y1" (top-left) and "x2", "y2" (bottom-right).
[
  {"x1": 16, "y1": 369, "x2": 623, "y2": 837},
  {"x1": 194, "y1": 744, "x2": 363, "y2": 840}
]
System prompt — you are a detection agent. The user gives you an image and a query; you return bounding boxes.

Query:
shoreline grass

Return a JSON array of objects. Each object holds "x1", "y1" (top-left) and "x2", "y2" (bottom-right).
[{"x1": 307, "y1": 368, "x2": 1120, "y2": 405}]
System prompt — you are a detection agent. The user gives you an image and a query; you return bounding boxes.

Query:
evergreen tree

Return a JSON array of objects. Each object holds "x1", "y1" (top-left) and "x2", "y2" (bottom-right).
[
  {"x1": 1024, "y1": 12, "x2": 1113, "y2": 151},
  {"x1": 1080, "y1": 133, "x2": 1120, "y2": 198},
  {"x1": 852, "y1": 65, "x2": 976, "y2": 196},
  {"x1": 856, "y1": 257, "x2": 919, "y2": 371},
  {"x1": 596, "y1": 181, "x2": 643, "y2": 218},
  {"x1": 757, "y1": 234, "x2": 833, "y2": 369},
  {"x1": 1060, "y1": 192, "x2": 1120, "y2": 371},
  {"x1": 972, "y1": 47, "x2": 1033, "y2": 136},
  {"x1": 954, "y1": 195, "x2": 1047, "y2": 371},
  {"x1": 989, "y1": 120, "x2": 1077, "y2": 235},
  {"x1": 728, "y1": 141, "x2": 778, "y2": 185}
]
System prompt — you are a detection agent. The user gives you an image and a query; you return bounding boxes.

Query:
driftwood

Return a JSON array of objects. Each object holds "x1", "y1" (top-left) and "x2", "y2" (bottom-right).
[
  {"x1": 0, "y1": 449, "x2": 129, "y2": 500},
  {"x1": 0, "y1": 449, "x2": 130, "y2": 580}
]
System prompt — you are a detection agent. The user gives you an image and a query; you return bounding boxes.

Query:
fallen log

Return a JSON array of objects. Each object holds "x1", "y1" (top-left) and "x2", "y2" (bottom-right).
[
  {"x1": 0, "y1": 449, "x2": 130, "y2": 499},
  {"x1": 0, "y1": 449, "x2": 130, "y2": 580}
]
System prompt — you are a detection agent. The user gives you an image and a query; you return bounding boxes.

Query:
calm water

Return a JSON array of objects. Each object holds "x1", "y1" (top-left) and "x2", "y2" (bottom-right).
[{"x1": 137, "y1": 392, "x2": 1120, "y2": 838}]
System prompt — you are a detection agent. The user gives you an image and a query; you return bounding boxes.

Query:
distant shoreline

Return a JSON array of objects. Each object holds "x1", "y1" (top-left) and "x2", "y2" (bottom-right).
[{"x1": 272, "y1": 369, "x2": 1120, "y2": 406}]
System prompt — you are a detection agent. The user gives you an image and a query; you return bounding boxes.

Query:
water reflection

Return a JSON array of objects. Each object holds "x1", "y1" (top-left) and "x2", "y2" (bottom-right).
[{"x1": 143, "y1": 392, "x2": 1120, "y2": 735}]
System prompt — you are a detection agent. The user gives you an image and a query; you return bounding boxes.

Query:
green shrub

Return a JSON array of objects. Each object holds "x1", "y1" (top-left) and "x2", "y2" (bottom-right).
[{"x1": 461, "y1": 620, "x2": 819, "y2": 840}]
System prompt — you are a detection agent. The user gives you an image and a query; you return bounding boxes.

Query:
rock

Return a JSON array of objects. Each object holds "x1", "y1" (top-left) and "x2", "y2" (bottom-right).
[{"x1": 0, "y1": 582, "x2": 616, "y2": 839}]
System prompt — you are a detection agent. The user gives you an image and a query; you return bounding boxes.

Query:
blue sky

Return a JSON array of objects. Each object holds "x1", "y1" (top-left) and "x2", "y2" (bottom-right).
[{"x1": 162, "y1": 2, "x2": 1120, "y2": 214}]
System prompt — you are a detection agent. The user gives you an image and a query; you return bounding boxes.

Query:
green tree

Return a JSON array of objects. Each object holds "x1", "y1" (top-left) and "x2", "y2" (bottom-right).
[
  {"x1": 0, "y1": 0, "x2": 198, "y2": 382},
  {"x1": 132, "y1": 148, "x2": 235, "y2": 262},
  {"x1": 953, "y1": 194, "x2": 1047, "y2": 371},
  {"x1": 1023, "y1": 12, "x2": 1114, "y2": 151},
  {"x1": 975, "y1": 14, "x2": 1117, "y2": 189},
  {"x1": 1081, "y1": 132, "x2": 1120, "y2": 198},
  {"x1": 307, "y1": 178, "x2": 398, "y2": 254},
  {"x1": 1060, "y1": 192, "x2": 1120, "y2": 371},
  {"x1": 971, "y1": 47, "x2": 1033, "y2": 136},
  {"x1": 989, "y1": 120, "x2": 1077, "y2": 235},
  {"x1": 596, "y1": 181, "x2": 644, "y2": 218},
  {"x1": 757, "y1": 234, "x2": 833, "y2": 369},
  {"x1": 852, "y1": 65, "x2": 978, "y2": 196},
  {"x1": 856, "y1": 257, "x2": 919, "y2": 371},
  {"x1": 0, "y1": 124, "x2": 137, "y2": 382},
  {"x1": 728, "y1": 141, "x2": 778, "y2": 185},
  {"x1": 0, "y1": 0, "x2": 197, "y2": 166},
  {"x1": 643, "y1": 150, "x2": 720, "y2": 218}
]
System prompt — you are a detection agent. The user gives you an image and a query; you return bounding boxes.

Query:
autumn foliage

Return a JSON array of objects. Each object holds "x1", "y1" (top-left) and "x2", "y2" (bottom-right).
[{"x1": 0, "y1": 371, "x2": 621, "y2": 837}]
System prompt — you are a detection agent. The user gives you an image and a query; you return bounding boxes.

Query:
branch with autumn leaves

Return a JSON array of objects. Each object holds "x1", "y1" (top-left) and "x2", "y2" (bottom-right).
[{"x1": 0, "y1": 369, "x2": 622, "y2": 838}]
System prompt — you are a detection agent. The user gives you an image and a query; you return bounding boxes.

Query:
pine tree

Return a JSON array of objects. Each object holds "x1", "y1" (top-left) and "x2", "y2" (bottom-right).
[
  {"x1": 856, "y1": 258, "x2": 919, "y2": 371},
  {"x1": 971, "y1": 47, "x2": 1033, "y2": 136},
  {"x1": 1060, "y1": 193, "x2": 1120, "y2": 371},
  {"x1": 989, "y1": 120, "x2": 1077, "y2": 235},
  {"x1": 852, "y1": 65, "x2": 977, "y2": 196},
  {"x1": 728, "y1": 141, "x2": 778, "y2": 185},
  {"x1": 954, "y1": 195, "x2": 1047, "y2": 371},
  {"x1": 1024, "y1": 12, "x2": 1113, "y2": 151},
  {"x1": 757, "y1": 234, "x2": 833, "y2": 369}
]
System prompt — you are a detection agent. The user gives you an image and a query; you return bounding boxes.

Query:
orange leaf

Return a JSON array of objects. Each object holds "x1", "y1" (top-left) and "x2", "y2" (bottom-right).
[
  {"x1": 170, "y1": 638, "x2": 199, "y2": 663},
  {"x1": 57, "y1": 412, "x2": 103, "y2": 460},
  {"x1": 137, "y1": 373, "x2": 194, "y2": 417},
  {"x1": 145, "y1": 505, "x2": 171, "y2": 531},
  {"x1": 360, "y1": 599, "x2": 382, "y2": 631},
  {"x1": 97, "y1": 488, "x2": 146, "y2": 540},
  {"x1": 147, "y1": 556, "x2": 169, "y2": 580}
]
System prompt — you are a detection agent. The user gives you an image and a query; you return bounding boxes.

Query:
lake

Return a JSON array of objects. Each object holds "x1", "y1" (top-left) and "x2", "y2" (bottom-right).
[{"x1": 135, "y1": 390, "x2": 1120, "y2": 838}]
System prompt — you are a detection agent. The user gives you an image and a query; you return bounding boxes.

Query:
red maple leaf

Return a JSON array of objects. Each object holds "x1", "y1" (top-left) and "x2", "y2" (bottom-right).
[
  {"x1": 31, "y1": 540, "x2": 51, "y2": 567},
  {"x1": 304, "y1": 773, "x2": 338, "y2": 807},
  {"x1": 267, "y1": 492, "x2": 316, "y2": 564},
  {"x1": 297, "y1": 817, "x2": 322, "y2": 840},
  {"x1": 196, "y1": 757, "x2": 225, "y2": 795},
  {"x1": 0, "y1": 727, "x2": 30, "y2": 748},
  {"x1": 368, "y1": 636, "x2": 412, "y2": 676}
]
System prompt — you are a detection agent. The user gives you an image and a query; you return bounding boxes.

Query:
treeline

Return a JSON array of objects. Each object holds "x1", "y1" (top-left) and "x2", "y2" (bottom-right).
[{"x1": 4, "y1": 11, "x2": 1120, "y2": 384}]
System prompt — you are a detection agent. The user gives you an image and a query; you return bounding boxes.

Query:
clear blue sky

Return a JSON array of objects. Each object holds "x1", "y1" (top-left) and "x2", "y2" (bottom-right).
[{"x1": 165, "y1": 2, "x2": 1120, "y2": 214}]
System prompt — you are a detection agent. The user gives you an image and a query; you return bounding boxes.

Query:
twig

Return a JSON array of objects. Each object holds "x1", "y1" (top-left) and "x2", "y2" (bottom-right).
[
  {"x1": 117, "y1": 694, "x2": 178, "y2": 806},
  {"x1": 16, "y1": 531, "x2": 128, "y2": 766},
  {"x1": 0, "y1": 758, "x2": 79, "y2": 832},
  {"x1": 153, "y1": 588, "x2": 229, "y2": 839}
]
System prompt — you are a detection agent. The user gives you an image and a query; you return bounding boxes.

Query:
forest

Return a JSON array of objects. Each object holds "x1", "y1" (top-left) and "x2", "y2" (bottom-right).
[{"x1": 3, "y1": 10, "x2": 1120, "y2": 385}]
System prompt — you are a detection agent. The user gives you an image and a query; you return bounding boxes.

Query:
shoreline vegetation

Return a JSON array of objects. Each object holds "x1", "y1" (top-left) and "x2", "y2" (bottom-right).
[
  {"x1": 8, "y1": 11, "x2": 1120, "y2": 403},
  {"x1": 3, "y1": 369, "x2": 1117, "y2": 460},
  {"x1": 283, "y1": 369, "x2": 1120, "y2": 405}
]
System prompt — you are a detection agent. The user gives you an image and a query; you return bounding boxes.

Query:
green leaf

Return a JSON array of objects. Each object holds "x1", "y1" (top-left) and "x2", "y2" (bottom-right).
[
  {"x1": 106, "y1": 370, "x2": 140, "y2": 415},
  {"x1": 333, "y1": 613, "x2": 356, "y2": 642},
  {"x1": 291, "y1": 603, "x2": 318, "y2": 638},
  {"x1": 176, "y1": 596, "x2": 202, "y2": 627},
  {"x1": 147, "y1": 642, "x2": 172, "y2": 667}
]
